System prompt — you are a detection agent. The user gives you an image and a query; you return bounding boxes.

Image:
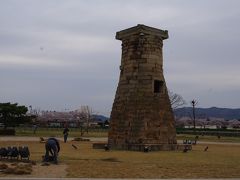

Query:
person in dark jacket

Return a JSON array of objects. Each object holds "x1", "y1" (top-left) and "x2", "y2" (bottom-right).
[
  {"x1": 43, "y1": 137, "x2": 60, "y2": 164},
  {"x1": 63, "y1": 127, "x2": 69, "y2": 143}
]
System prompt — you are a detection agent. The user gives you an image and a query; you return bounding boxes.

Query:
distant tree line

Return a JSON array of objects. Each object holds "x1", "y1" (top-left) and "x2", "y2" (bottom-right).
[{"x1": 0, "y1": 102, "x2": 35, "y2": 129}]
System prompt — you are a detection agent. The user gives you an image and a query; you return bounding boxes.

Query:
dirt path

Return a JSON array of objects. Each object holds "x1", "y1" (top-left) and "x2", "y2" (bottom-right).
[
  {"x1": 0, "y1": 136, "x2": 63, "y2": 142},
  {"x1": 1, "y1": 136, "x2": 239, "y2": 146},
  {"x1": 0, "y1": 162, "x2": 67, "y2": 178},
  {"x1": 0, "y1": 136, "x2": 108, "y2": 142},
  {"x1": 31, "y1": 163, "x2": 67, "y2": 178}
]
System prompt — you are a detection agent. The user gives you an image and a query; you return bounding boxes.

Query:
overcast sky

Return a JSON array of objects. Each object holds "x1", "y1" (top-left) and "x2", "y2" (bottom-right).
[{"x1": 0, "y1": 0, "x2": 240, "y2": 116}]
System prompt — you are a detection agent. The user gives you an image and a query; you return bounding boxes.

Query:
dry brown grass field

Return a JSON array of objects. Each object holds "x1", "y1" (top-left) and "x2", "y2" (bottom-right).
[{"x1": 0, "y1": 139, "x2": 240, "y2": 178}]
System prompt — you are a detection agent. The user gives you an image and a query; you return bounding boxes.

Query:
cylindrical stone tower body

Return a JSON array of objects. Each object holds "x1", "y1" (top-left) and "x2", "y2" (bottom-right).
[{"x1": 108, "y1": 24, "x2": 177, "y2": 150}]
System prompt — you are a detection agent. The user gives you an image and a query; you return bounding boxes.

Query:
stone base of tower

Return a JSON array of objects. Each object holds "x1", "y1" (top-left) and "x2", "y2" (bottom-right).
[{"x1": 93, "y1": 142, "x2": 192, "y2": 151}]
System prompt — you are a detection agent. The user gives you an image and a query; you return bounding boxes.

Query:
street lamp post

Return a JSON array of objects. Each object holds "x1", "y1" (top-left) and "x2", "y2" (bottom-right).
[{"x1": 191, "y1": 100, "x2": 197, "y2": 132}]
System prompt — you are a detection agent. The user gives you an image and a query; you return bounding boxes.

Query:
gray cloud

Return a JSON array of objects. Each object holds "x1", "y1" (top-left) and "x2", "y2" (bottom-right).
[{"x1": 0, "y1": 0, "x2": 240, "y2": 115}]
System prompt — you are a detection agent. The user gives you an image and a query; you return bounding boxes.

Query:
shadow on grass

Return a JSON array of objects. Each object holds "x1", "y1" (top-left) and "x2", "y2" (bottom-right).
[{"x1": 100, "y1": 157, "x2": 121, "y2": 162}]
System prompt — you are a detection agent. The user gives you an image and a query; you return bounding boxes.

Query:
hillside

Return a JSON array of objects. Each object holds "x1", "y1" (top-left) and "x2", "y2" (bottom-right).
[
  {"x1": 91, "y1": 114, "x2": 109, "y2": 121},
  {"x1": 174, "y1": 107, "x2": 240, "y2": 120}
]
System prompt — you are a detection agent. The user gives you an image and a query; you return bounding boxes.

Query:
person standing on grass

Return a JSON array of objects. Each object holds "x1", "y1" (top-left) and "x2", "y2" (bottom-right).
[
  {"x1": 33, "y1": 124, "x2": 38, "y2": 134},
  {"x1": 43, "y1": 137, "x2": 60, "y2": 164},
  {"x1": 63, "y1": 126, "x2": 69, "y2": 143}
]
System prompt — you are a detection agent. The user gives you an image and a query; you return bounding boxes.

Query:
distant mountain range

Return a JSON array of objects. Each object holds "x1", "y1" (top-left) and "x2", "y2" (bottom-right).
[
  {"x1": 92, "y1": 107, "x2": 240, "y2": 121},
  {"x1": 91, "y1": 114, "x2": 109, "y2": 121},
  {"x1": 174, "y1": 107, "x2": 240, "y2": 120}
]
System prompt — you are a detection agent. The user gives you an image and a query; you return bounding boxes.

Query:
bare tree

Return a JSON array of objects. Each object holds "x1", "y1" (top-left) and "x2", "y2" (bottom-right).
[
  {"x1": 32, "y1": 107, "x2": 41, "y2": 116},
  {"x1": 168, "y1": 91, "x2": 186, "y2": 110},
  {"x1": 29, "y1": 106, "x2": 41, "y2": 124},
  {"x1": 80, "y1": 105, "x2": 93, "y2": 134}
]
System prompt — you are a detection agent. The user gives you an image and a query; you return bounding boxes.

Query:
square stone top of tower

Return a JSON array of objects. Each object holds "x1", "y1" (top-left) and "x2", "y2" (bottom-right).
[{"x1": 116, "y1": 24, "x2": 168, "y2": 40}]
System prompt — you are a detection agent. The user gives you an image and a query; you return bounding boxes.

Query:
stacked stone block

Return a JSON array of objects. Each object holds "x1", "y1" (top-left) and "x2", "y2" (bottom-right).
[{"x1": 108, "y1": 24, "x2": 177, "y2": 150}]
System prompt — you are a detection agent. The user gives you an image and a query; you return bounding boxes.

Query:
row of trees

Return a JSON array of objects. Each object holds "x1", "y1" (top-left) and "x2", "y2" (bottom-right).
[{"x1": 0, "y1": 91, "x2": 188, "y2": 130}]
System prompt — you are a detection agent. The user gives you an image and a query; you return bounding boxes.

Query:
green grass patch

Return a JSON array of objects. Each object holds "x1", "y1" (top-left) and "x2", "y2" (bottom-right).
[
  {"x1": 15, "y1": 127, "x2": 108, "y2": 138},
  {"x1": 13, "y1": 127, "x2": 240, "y2": 143}
]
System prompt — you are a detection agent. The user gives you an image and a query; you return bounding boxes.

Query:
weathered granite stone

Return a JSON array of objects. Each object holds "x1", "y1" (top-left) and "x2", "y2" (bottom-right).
[{"x1": 108, "y1": 24, "x2": 177, "y2": 150}]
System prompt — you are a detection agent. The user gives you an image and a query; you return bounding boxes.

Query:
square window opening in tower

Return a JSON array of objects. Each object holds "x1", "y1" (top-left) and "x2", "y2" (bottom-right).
[{"x1": 154, "y1": 80, "x2": 164, "y2": 93}]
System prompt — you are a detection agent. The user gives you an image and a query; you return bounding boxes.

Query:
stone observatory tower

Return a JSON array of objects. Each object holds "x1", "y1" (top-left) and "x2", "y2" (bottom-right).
[{"x1": 108, "y1": 24, "x2": 177, "y2": 151}]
